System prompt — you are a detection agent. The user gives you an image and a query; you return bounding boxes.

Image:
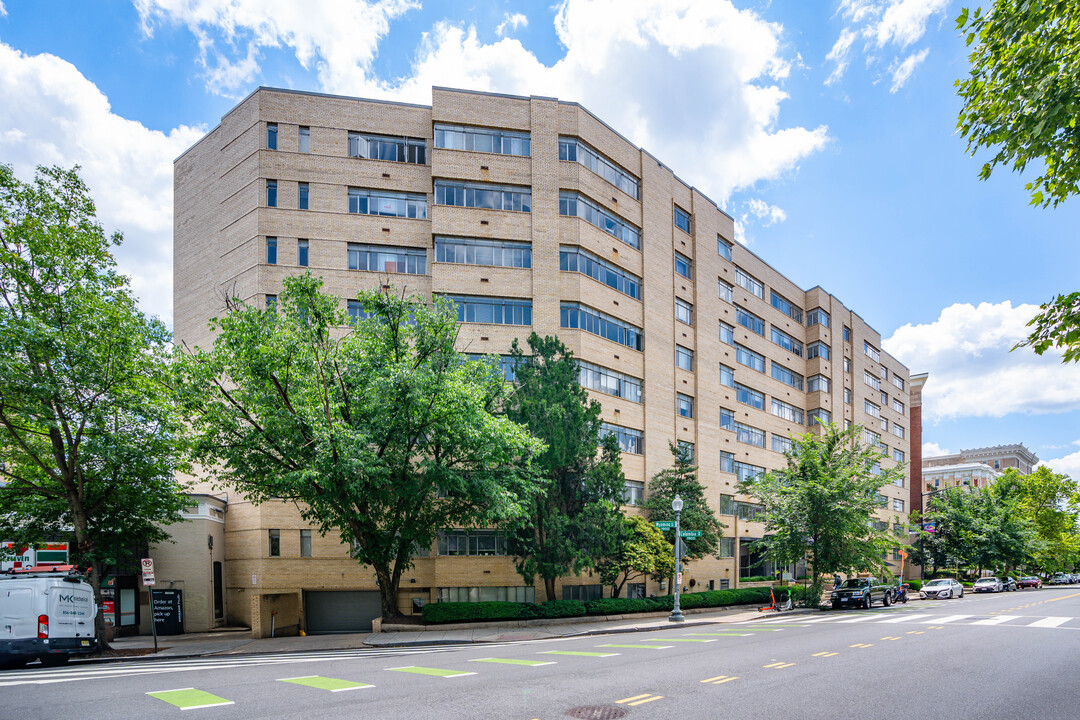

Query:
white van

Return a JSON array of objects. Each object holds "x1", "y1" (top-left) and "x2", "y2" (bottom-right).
[{"x1": 0, "y1": 566, "x2": 98, "y2": 667}]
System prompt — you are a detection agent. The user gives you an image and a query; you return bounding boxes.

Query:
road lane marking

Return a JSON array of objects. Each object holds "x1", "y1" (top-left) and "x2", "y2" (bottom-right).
[
  {"x1": 146, "y1": 688, "x2": 234, "y2": 710},
  {"x1": 1027, "y1": 617, "x2": 1071, "y2": 628},
  {"x1": 798, "y1": 617, "x2": 835, "y2": 623},
  {"x1": 906, "y1": 631, "x2": 925, "y2": 635},
  {"x1": 880, "y1": 636, "x2": 901, "y2": 640},
  {"x1": 278, "y1": 676, "x2": 372, "y2": 692},
  {"x1": 878, "y1": 614, "x2": 931, "y2": 623},
  {"x1": 469, "y1": 658, "x2": 555, "y2": 666},
  {"x1": 598, "y1": 644, "x2": 672, "y2": 649},
  {"x1": 849, "y1": 643, "x2": 873, "y2": 648},
  {"x1": 617, "y1": 694, "x2": 663, "y2": 706},
  {"x1": 812, "y1": 652, "x2": 838, "y2": 657},
  {"x1": 701, "y1": 675, "x2": 739, "y2": 684},
  {"x1": 971, "y1": 616, "x2": 1021, "y2": 625},
  {"x1": 385, "y1": 666, "x2": 475, "y2": 678},
  {"x1": 738, "y1": 627, "x2": 784, "y2": 632},
  {"x1": 925, "y1": 615, "x2": 970, "y2": 624},
  {"x1": 643, "y1": 638, "x2": 717, "y2": 643},
  {"x1": 539, "y1": 651, "x2": 619, "y2": 657}
]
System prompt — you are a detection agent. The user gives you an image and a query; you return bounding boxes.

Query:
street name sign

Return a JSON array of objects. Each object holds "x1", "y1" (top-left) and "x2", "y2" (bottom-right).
[
  {"x1": 653, "y1": 521, "x2": 676, "y2": 530},
  {"x1": 679, "y1": 530, "x2": 703, "y2": 539}
]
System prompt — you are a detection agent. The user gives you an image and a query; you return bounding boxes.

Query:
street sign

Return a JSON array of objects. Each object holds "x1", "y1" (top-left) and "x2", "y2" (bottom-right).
[
  {"x1": 653, "y1": 521, "x2": 676, "y2": 530},
  {"x1": 679, "y1": 530, "x2": 703, "y2": 539},
  {"x1": 142, "y1": 573, "x2": 156, "y2": 587},
  {"x1": 141, "y1": 558, "x2": 154, "y2": 572}
]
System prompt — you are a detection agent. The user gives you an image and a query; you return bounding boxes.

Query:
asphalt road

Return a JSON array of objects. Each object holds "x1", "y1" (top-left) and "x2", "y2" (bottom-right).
[{"x1": 4, "y1": 587, "x2": 1079, "y2": 720}]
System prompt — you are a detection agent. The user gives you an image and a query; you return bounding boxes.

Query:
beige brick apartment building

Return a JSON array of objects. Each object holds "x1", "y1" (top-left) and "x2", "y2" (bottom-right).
[{"x1": 173, "y1": 87, "x2": 914, "y2": 636}]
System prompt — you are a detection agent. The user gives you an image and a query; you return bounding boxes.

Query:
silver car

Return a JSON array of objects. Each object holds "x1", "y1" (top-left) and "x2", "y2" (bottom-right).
[
  {"x1": 974, "y1": 577, "x2": 1003, "y2": 593},
  {"x1": 921, "y1": 578, "x2": 965, "y2": 599}
]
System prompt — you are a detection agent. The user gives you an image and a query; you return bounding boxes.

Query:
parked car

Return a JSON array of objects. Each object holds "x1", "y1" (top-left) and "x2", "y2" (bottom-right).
[
  {"x1": 1001, "y1": 577, "x2": 1018, "y2": 591},
  {"x1": 920, "y1": 578, "x2": 964, "y2": 599},
  {"x1": 974, "y1": 577, "x2": 1003, "y2": 593},
  {"x1": 0, "y1": 565, "x2": 98, "y2": 668},
  {"x1": 1018, "y1": 576, "x2": 1042, "y2": 589},
  {"x1": 830, "y1": 577, "x2": 895, "y2": 609}
]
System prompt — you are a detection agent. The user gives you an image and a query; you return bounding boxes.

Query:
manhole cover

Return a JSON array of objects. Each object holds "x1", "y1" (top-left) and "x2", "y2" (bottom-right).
[{"x1": 566, "y1": 706, "x2": 628, "y2": 720}]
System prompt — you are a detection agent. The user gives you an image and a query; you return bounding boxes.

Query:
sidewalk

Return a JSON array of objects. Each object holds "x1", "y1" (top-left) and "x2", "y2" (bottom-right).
[{"x1": 105, "y1": 603, "x2": 811, "y2": 661}]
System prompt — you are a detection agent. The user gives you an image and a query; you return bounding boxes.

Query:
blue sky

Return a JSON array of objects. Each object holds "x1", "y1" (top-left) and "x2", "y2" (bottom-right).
[{"x1": 1, "y1": 0, "x2": 1078, "y2": 475}]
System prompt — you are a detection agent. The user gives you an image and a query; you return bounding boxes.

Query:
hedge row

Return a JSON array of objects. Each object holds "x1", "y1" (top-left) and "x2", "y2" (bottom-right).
[
  {"x1": 905, "y1": 579, "x2": 923, "y2": 591},
  {"x1": 421, "y1": 585, "x2": 816, "y2": 624}
]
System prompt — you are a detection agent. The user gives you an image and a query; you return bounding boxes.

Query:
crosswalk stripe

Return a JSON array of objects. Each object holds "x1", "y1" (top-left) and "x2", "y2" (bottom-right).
[
  {"x1": 1027, "y1": 617, "x2": 1071, "y2": 628},
  {"x1": 835, "y1": 615, "x2": 878, "y2": 623},
  {"x1": 877, "y1": 614, "x2": 931, "y2": 623},
  {"x1": 925, "y1": 615, "x2": 970, "y2": 624},
  {"x1": 971, "y1": 616, "x2": 1021, "y2": 626}
]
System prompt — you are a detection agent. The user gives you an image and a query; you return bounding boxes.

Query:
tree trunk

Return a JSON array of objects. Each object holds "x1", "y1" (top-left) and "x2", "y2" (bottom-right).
[
  {"x1": 544, "y1": 576, "x2": 557, "y2": 602},
  {"x1": 69, "y1": 497, "x2": 111, "y2": 651},
  {"x1": 374, "y1": 564, "x2": 401, "y2": 621},
  {"x1": 87, "y1": 561, "x2": 111, "y2": 652}
]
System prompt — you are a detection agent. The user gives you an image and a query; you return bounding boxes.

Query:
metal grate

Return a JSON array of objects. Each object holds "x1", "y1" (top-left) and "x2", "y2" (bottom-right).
[{"x1": 566, "y1": 707, "x2": 628, "y2": 720}]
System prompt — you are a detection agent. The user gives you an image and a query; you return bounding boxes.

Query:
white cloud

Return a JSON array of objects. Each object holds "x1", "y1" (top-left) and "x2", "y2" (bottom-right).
[
  {"x1": 922, "y1": 442, "x2": 951, "y2": 458},
  {"x1": 889, "y1": 47, "x2": 928, "y2": 92},
  {"x1": 1039, "y1": 450, "x2": 1080, "y2": 480},
  {"x1": 826, "y1": 0, "x2": 948, "y2": 88},
  {"x1": 746, "y1": 198, "x2": 787, "y2": 226},
  {"x1": 883, "y1": 301, "x2": 1080, "y2": 422},
  {"x1": 0, "y1": 2, "x2": 7, "y2": 17},
  {"x1": 137, "y1": 0, "x2": 829, "y2": 206},
  {"x1": 495, "y1": 12, "x2": 528, "y2": 37},
  {"x1": 0, "y1": 42, "x2": 205, "y2": 323}
]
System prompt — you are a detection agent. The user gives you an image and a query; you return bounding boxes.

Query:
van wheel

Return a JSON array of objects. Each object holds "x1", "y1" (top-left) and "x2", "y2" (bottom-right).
[{"x1": 40, "y1": 655, "x2": 69, "y2": 667}]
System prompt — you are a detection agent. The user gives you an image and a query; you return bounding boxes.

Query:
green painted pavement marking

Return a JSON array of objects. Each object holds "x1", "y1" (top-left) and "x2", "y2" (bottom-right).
[
  {"x1": 642, "y1": 638, "x2": 717, "y2": 643},
  {"x1": 278, "y1": 676, "x2": 373, "y2": 692},
  {"x1": 687, "y1": 632, "x2": 753, "y2": 637},
  {"x1": 739, "y1": 627, "x2": 784, "y2": 631},
  {"x1": 469, "y1": 658, "x2": 555, "y2": 666},
  {"x1": 597, "y1": 644, "x2": 672, "y2": 649},
  {"x1": 385, "y1": 666, "x2": 475, "y2": 678},
  {"x1": 146, "y1": 688, "x2": 234, "y2": 710},
  {"x1": 539, "y1": 650, "x2": 619, "y2": 657}
]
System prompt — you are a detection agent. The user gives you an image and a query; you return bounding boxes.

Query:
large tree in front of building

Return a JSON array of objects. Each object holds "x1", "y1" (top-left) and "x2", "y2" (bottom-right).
[
  {"x1": 0, "y1": 164, "x2": 188, "y2": 647},
  {"x1": 175, "y1": 276, "x2": 541, "y2": 619},
  {"x1": 643, "y1": 442, "x2": 724, "y2": 564},
  {"x1": 737, "y1": 424, "x2": 901, "y2": 606},
  {"x1": 502, "y1": 333, "x2": 626, "y2": 602},
  {"x1": 594, "y1": 514, "x2": 674, "y2": 599},
  {"x1": 1015, "y1": 465, "x2": 1080, "y2": 573}
]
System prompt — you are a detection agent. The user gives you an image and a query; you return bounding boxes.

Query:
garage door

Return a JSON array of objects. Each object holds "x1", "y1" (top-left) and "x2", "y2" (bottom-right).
[{"x1": 304, "y1": 591, "x2": 381, "y2": 634}]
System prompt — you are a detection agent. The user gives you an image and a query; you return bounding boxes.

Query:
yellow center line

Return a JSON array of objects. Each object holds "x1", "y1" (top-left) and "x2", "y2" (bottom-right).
[
  {"x1": 616, "y1": 694, "x2": 653, "y2": 704},
  {"x1": 626, "y1": 696, "x2": 664, "y2": 706},
  {"x1": 702, "y1": 675, "x2": 731, "y2": 683},
  {"x1": 711, "y1": 677, "x2": 739, "y2": 684}
]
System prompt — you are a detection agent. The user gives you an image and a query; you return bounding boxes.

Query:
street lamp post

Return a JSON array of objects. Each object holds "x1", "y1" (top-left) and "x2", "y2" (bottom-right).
[{"x1": 669, "y1": 495, "x2": 685, "y2": 623}]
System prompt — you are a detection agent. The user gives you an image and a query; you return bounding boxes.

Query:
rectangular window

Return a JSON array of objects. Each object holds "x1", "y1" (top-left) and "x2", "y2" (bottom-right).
[
  {"x1": 844, "y1": 388, "x2": 851, "y2": 404},
  {"x1": 348, "y1": 188, "x2": 427, "y2": 218},
  {"x1": 881, "y1": 390, "x2": 889, "y2": 405},
  {"x1": 771, "y1": 291, "x2": 803, "y2": 323},
  {"x1": 674, "y1": 252, "x2": 692, "y2": 279},
  {"x1": 718, "y1": 237, "x2": 733, "y2": 261},
  {"x1": 807, "y1": 374, "x2": 831, "y2": 393},
  {"x1": 266, "y1": 179, "x2": 277, "y2": 207},
  {"x1": 720, "y1": 451, "x2": 734, "y2": 474},
  {"x1": 719, "y1": 364, "x2": 735, "y2": 388},
  {"x1": 622, "y1": 480, "x2": 644, "y2": 506},
  {"x1": 676, "y1": 345, "x2": 694, "y2": 371},
  {"x1": 436, "y1": 180, "x2": 532, "y2": 212},
  {"x1": 719, "y1": 407, "x2": 735, "y2": 431},
  {"x1": 578, "y1": 360, "x2": 643, "y2": 403},
  {"x1": 298, "y1": 126, "x2": 310, "y2": 153},
  {"x1": 892, "y1": 375, "x2": 905, "y2": 390},
  {"x1": 864, "y1": 371, "x2": 881, "y2": 391},
  {"x1": 675, "y1": 298, "x2": 694, "y2": 325},
  {"x1": 735, "y1": 383, "x2": 765, "y2": 410},
  {"x1": 894, "y1": 474, "x2": 905, "y2": 488},
  {"x1": 864, "y1": 341, "x2": 881, "y2": 362},
  {"x1": 807, "y1": 308, "x2": 830, "y2": 327},
  {"x1": 676, "y1": 393, "x2": 694, "y2": 419},
  {"x1": 561, "y1": 246, "x2": 640, "y2": 298},
  {"x1": 349, "y1": 131, "x2": 427, "y2": 164},
  {"x1": 467, "y1": 353, "x2": 523, "y2": 383},
  {"x1": 561, "y1": 302, "x2": 643, "y2": 350},
  {"x1": 771, "y1": 327, "x2": 803, "y2": 356},
  {"x1": 807, "y1": 341, "x2": 830, "y2": 360},
  {"x1": 865, "y1": 400, "x2": 881, "y2": 418},
  {"x1": 893, "y1": 449, "x2": 905, "y2": 463},
  {"x1": 601, "y1": 423, "x2": 643, "y2": 455},
  {"x1": 266, "y1": 236, "x2": 277, "y2": 265},
  {"x1": 771, "y1": 362, "x2": 803, "y2": 391},
  {"x1": 893, "y1": 498, "x2": 905, "y2": 512},
  {"x1": 437, "y1": 237, "x2": 532, "y2": 268},
  {"x1": 719, "y1": 537, "x2": 736, "y2": 557},
  {"x1": 736, "y1": 344, "x2": 765, "y2": 373},
  {"x1": 677, "y1": 440, "x2": 695, "y2": 463},
  {"x1": 880, "y1": 417, "x2": 889, "y2": 431},
  {"x1": 736, "y1": 306, "x2": 765, "y2": 335},
  {"x1": 268, "y1": 529, "x2": 280, "y2": 557},
  {"x1": 562, "y1": 585, "x2": 603, "y2": 602},
  {"x1": 300, "y1": 529, "x2": 311, "y2": 558},
  {"x1": 771, "y1": 398, "x2": 804, "y2": 424},
  {"x1": 298, "y1": 239, "x2": 309, "y2": 267},
  {"x1": 864, "y1": 429, "x2": 881, "y2": 446},
  {"x1": 435, "y1": 124, "x2": 530, "y2": 157},
  {"x1": 718, "y1": 279, "x2": 734, "y2": 303},
  {"x1": 348, "y1": 244, "x2": 426, "y2": 274},
  {"x1": 559, "y1": 192, "x2": 640, "y2": 249},
  {"x1": 349, "y1": 299, "x2": 386, "y2": 323},
  {"x1": 808, "y1": 408, "x2": 831, "y2": 426},
  {"x1": 719, "y1": 321, "x2": 735, "y2": 345},
  {"x1": 298, "y1": 182, "x2": 309, "y2": 210},
  {"x1": 438, "y1": 586, "x2": 535, "y2": 603},
  {"x1": 735, "y1": 268, "x2": 764, "y2": 298},
  {"x1": 844, "y1": 356, "x2": 851, "y2": 372},
  {"x1": 719, "y1": 495, "x2": 736, "y2": 516},
  {"x1": 437, "y1": 530, "x2": 509, "y2": 556},
  {"x1": 733, "y1": 461, "x2": 766, "y2": 485},
  {"x1": 266, "y1": 294, "x2": 277, "y2": 310},
  {"x1": 734, "y1": 420, "x2": 765, "y2": 448},
  {"x1": 558, "y1": 137, "x2": 639, "y2": 198},
  {"x1": 843, "y1": 326, "x2": 852, "y2": 342},
  {"x1": 892, "y1": 424, "x2": 905, "y2": 439},
  {"x1": 674, "y1": 206, "x2": 692, "y2": 234},
  {"x1": 448, "y1": 295, "x2": 532, "y2": 325},
  {"x1": 772, "y1": 434, "x2": 793, "y2": 454},
  {"x1": 266, "y1": 123, "x2": 277, "y2": 149}
]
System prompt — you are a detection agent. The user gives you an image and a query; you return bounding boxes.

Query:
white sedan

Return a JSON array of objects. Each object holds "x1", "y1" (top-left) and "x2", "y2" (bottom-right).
[{"x1": 921, "y1": 578, "x2": 965, "y2": 599}]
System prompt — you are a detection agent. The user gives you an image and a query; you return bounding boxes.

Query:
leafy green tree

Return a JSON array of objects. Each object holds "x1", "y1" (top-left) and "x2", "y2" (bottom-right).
[
  {"x1": 915, "y1": 487, "x2": 983, "y2": 576},
  {"x1": 956, "y1": 2, "x2": 1080, "y2": 208},
  {"x1": 976, "y1": 473, "x2": 1037, "y2": 575},
  {"x1": 594, "y1": 514, "x2": 674, "y2": 598},
  {"x1": 502, "y1": 333, "x2": 626, "y2": 601},
  {"x1": 1015, "y1": 465, "x2": 1080, "y2": 573},
  {"x1": 176, "y1": 276, "x2": 541, "y2": 619},
  {"x1": 0, "y1": 164, "x2": 188, "y2": 646},
  {"x1": 737, "y1": 424, "x2": 900, "y2": 606},
  {"x1": 643, "y1": 442, "x2": 724, "y2": 564},
  {"x1": 1016, "y1": 291, "x2": 1080, "y2": 363}
]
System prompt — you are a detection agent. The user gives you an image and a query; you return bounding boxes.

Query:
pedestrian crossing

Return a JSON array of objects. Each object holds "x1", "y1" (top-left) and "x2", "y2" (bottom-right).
[{"x1": 744, "y1": 611, "x2": 1080, "y2": 630}]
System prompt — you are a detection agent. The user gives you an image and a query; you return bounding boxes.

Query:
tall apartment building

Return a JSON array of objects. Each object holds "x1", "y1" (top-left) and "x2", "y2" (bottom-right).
[{"x1": 174, "y1": 87, "x2": 915, "y2": 635}]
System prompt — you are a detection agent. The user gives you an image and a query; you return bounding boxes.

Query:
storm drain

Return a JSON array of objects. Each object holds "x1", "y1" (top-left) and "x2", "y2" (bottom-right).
[{"x1": 566, "y1": 707, "x2": 628, "y2": 720}]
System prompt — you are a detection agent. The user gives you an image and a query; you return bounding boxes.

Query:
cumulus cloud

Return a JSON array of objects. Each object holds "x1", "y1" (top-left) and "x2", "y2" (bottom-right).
[
  {"x1": 0, "y1": 2, "x2": 7, "y2": 17},
  {"x1": 922, "y1": 442, "x2": 951, "y2": 458},
  {"x1": 0, "y1": 42, "x2": 205, "y2": 323},
  {"x1": 136, "y1": 0, "x2": 829, "y2": 206},
  {"x1": 883, "y1": 301, "x2": 1080, "y2": 422},
  {"x1": 746, "y1": 198, "x2": 787, "y2": 226},
  {"x1": 825, "y1": 0, "x2": 948, "y2": 88},
  {"x1": 1039, "y1": 450, "x2": 1080, "y2": 480},
  {"x1": 495, "y1": 12, "x2": 528, "y2": 37}
]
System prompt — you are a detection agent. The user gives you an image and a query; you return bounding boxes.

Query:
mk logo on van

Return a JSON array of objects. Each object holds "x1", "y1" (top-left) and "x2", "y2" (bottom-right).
[{"x1": 58, "y1": 594, "x2": 89, "y2": 603}]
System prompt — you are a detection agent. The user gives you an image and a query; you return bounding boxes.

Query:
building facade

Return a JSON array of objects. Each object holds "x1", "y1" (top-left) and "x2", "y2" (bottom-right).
[
  {"x1": 923, "y1": 444, "x2": 1039, "y2": 476},
  {"x1": 174, "y1": 87, "x2": 914, "y2": 635}
]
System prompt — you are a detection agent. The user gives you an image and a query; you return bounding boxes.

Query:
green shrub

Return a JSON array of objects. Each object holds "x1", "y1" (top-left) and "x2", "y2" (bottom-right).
[
  {"x1": 585, "y1": 597, "x2": 658, "y2": 615},
  {"x1": 535, "y1": 600, "x2": 586, "y2": 618},
  {"x1": 740, "y1": 575, "x2": 773, "y2": 583},
  {"x1": 421, "y1": 601, "x2": 538, "y2": 624},
  {"x1": 905, "y1": 580, "x2": 922, "y2": 591}
]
